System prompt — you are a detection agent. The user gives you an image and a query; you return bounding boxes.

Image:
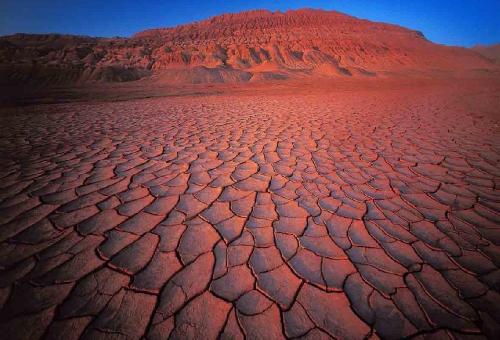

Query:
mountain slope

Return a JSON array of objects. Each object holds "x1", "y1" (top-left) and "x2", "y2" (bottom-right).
[
  {"x1": 0, "y1": 9, "x2": 496, "y2": 85},
  {"x1": 472, "y1": 44, "x2": 500, "y2": 64}
]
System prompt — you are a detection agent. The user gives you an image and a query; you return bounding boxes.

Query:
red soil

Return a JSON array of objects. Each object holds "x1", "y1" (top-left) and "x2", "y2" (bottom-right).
[
  {"x1": 0, "y1": 8, "x2": 499, "y2": 340},
  {"x1": 0, "y1": 78, "x2": 499, "y2": 338}
]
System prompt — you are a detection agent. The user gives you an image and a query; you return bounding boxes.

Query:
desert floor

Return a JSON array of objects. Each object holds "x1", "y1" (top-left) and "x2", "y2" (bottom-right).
[{"x1": 0, "y1": 79, "x2": 499, "y2": 339}]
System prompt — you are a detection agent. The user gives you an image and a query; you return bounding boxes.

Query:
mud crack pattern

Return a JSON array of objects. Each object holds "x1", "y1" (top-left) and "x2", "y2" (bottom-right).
[{"x1": 0, "y1": 87, "x2": 499, "y2": 339}]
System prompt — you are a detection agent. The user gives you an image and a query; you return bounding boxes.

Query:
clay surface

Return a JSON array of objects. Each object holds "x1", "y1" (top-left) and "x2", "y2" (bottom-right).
[{"x1": 0, "y1": 78, "x2": 499, "y2": 339}]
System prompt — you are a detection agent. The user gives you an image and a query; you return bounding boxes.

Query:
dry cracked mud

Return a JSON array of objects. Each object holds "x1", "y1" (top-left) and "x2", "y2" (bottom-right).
[{"x1": 0, "y1": 82, "x2": 499, "y2": 339}]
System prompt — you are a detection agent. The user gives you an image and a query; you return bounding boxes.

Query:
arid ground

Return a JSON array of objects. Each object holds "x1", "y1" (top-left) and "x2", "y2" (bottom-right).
[{"x1": 0, "y1": 78, "x2": 499, "y2": 339}]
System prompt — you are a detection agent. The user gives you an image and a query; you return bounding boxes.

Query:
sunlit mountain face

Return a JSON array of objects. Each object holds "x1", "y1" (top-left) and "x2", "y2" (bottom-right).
[{"x1": 0, "y1": 9, "x2": 496, "y2": 86}]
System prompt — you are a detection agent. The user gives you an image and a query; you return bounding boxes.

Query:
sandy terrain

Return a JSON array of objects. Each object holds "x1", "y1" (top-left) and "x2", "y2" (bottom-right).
[{"x1": 0, "y1": 79, "x2": 499, "y2": 339}]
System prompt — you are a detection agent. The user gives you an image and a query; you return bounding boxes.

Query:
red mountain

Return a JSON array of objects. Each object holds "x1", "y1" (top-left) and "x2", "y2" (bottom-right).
[
  {"x1": 0, "y1": 9, "x2": 497, "y2": 85},
  {"x1": 473, "y1": 44, "x2": 500, "y2": 64}
]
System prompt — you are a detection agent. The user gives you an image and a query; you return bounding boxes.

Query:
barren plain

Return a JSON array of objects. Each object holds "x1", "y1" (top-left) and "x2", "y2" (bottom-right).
[{"x1": 0, "y1": 78, "x2": 499, "y2": 339}]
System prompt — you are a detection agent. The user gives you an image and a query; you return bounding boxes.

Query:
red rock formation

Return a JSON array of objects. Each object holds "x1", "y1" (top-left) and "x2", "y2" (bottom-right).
[
  {"x1": 0, "y1": 9, "x2": 496, "y2": 85},
  {"x1": 472, "y1": 44, "x2": 500, "y2": 64}
]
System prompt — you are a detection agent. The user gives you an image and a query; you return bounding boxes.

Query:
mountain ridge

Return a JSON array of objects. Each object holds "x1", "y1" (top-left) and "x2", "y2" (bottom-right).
[{"x1": 0, "y1": 8, "x2": 497, "y2": 85}]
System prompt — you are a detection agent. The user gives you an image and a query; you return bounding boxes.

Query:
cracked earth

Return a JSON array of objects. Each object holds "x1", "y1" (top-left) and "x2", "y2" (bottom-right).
[{"x1": 0, "y1": 82, "x2": 499, "y2": 339}]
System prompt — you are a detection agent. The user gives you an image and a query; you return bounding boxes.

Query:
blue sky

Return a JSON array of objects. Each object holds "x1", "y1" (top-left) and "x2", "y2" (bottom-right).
[{"x1": 1, "y1": 0, "x2": 499, "y2": 47}]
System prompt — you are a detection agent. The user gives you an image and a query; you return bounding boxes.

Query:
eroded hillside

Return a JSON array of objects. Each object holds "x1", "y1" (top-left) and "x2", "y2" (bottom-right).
[{"x1": 0, "y1": 9, "x2": 496, "y2": 85}]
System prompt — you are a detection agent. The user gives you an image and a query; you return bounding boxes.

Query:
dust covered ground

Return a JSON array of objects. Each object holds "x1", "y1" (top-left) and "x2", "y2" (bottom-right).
[{"x1": 0, "y1": 79, "x2": 499, "y2": 339}]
